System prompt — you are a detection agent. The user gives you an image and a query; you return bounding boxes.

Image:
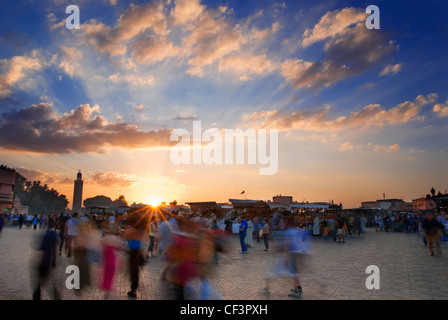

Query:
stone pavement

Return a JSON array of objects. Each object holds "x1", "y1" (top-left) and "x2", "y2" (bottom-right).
[{"x1": 1, "y1": 225, "x2": 447, "y2": 300}]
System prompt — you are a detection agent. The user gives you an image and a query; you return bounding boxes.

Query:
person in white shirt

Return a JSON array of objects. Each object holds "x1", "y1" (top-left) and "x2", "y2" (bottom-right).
[{"x1": 64, "y1": 212, "x2": 80, "y2": 258}]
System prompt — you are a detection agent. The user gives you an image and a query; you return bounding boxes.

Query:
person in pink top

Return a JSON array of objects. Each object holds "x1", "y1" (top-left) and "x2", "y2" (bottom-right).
[{"x1": 99, "y1": 223, "x2": 123, "y2": 300}]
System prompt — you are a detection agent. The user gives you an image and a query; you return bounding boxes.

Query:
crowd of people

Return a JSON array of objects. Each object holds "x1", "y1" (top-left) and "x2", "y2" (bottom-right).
[
  {"x1": 29, "y1": 210, "x2": 231, "y2": 300},
  {"x1": 4, "y1": 207, "x2": 446, "y2": 300}
]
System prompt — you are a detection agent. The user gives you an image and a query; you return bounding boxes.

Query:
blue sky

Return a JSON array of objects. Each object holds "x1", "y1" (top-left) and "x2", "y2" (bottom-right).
[{"x1": 1, "y1": 0, "x2": 447, "y2": 209}]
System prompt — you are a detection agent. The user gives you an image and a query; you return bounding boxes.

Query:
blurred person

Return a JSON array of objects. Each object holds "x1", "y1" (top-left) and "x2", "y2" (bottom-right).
[
  {"x1": 403, "y1": 215, "x2": 410, "y2": 233},
  {"x1": 146, "y1": 216, "x2": 158, "y2": 258},
  {"x1": 261, "y1": 229, "x2": 288, "y2": 295},
  {"x1": 32, "y1": 220, "x2": 60, "y2": 300},
  {"x1": 278, "y1": 215, "x2": 286, "y2": 230},
  {"x1": 327, "y1": 215, "x2": 337, "y2": 241},
  {"x1": 18, "y1": 214, "x2": 24, "y2": 229},
  {"x1": 261, "y1": 218, "x2": 270, "y2": 251},
  {"x1": 73, "y1": 220, "x2": 94, "y2": 299},
  {"x1": 359, "y1": 215, "x2": 367, "y2": 233},
  {"x1": 384, "y1": 215, "x2": 391, "y2": 232},
  {"x1": 58, "y1": 212, "x2": 67, "y2": 256},
  {"x1": 253, "y1": 216, "x2": 261, "y2": 243},
  {"x1": 418, "y1": 216, "x2": 428, "y2": 246},
  {"x1": 354, "y1": 215, "x2": 361, "y2": 236},
  {"x1": 313, "y1": 215, "x2": 320, "y2": 236},
  {"x1": 108, "y1": 213, "x2": 116, "y2": 224},
  {"x1": 286, "y1": 219, "x2": 311, "y2": 297},
  {"x1": 336, "y1": 217, "x2": 345, "y2": 243},
  {"x1": 164, "y1": 217, "x2": 199, "y2": 300},
  {"x1": 390, "y1": 214, "x2": 395, "y2": 232},
  {"x1": 211, "y1": 218, "x2": 221, "y2": 264},
  {"x1": 124, "y1": 215, "x2": 147, "y2": 298},
  {"x1": 0, "y1": 213, "x2": 4, "y2": 234},
  {"x1": 422, "y1": 213, "x2": 443, "y2": 256},
  {"x1": 409, "y1": 215, "x2": 415, "y2": 233},
  {"x1": 245, "y1": 217, "x2": 253, "y2": 248},
  {"x1": 321, "y1": 219, "x2": 329, "y2": 241},
  {"x1": 32, "y1": 214, "x2": 39, "y2": 230},
  {"x1": 99, "y1": 222, "x2": 123, "y2": 300},
  {"x1": 239, "y1": 216, "x2": 248, "y2": 254},
  {"x1": 159, "y1": 214, "x2": 179, "y2": 280},
  {"x1": 64, "y1": 212, "x2": 80, "y2": 258},
  {"x1": 375, "y1": 215, "x2": 383, "y2": 231},
  {"x1": 196, "y1": 221, "x2": 218, "y2": 300}
]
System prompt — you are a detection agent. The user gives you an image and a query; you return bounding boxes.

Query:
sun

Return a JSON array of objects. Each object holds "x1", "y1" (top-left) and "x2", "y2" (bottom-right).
[{"x1": 147, "y1": 196, "x2": 161, "y2": 207}]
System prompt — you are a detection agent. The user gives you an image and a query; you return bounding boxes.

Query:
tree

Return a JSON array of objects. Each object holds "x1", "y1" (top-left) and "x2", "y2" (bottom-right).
[
  {"x1": 14, "y1": 177, "x2": 68, "y2": 215},
  {"x1": 112, "y1": 195, "x2": 128, "y2": 207},
  {"x1": 83, "y1": 195, "x2": 112, "y2": 208}
]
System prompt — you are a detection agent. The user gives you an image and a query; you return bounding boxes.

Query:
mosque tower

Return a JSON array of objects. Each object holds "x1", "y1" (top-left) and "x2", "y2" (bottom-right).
[{"x1": 72, "y1": 170, "x2": 83, "y2": 213}]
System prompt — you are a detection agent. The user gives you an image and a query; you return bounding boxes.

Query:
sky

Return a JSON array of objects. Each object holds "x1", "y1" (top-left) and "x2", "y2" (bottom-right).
[{"x1": 0, "y1": 0, "x2": 447, "y2": 209}]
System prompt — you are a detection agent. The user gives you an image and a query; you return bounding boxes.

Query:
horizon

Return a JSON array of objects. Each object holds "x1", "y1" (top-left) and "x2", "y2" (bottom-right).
[{"x1": 1, "y1": 0, "x2": 447, "y2": 210}]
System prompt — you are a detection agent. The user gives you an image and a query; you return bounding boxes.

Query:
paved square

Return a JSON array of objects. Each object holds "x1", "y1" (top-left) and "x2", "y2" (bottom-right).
[{"x1": 0, "y1": 225, "x2": 447, "y2": 300}]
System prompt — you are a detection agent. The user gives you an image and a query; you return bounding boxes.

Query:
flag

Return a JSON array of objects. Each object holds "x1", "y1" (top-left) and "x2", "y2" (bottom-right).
[{"x1": 241, "y1": 190, "x2": 245, "y2": 194}]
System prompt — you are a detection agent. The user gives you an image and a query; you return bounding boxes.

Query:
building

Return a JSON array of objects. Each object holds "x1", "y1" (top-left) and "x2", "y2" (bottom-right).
[
  {"x1": 434, "y1": 193, "x2": 448, "y2": 214},
  {"x1": 361, "y1": 198, "x2": 410, "y2": 211},
  {"x1": 272, "y1": 195, "x2": 293, "y2": 206},
  {"x1": 289, "y1": 202, "x2": 342, "y2": 215},
  {"x1": 72, "y1": 171, "x2": 84, "y2": 213},
  {"x1": 412, "y1": 195, "x2": 436, "y2": 212},
  {"x1": 186, "y1": 202, "x2": 223, "y2": 216},
  {"x1": 229, "y1": 199, "x2": 271, "y2": 218},
  {"x1": 13, "y1": 197, "x2": 28, "y2": 215},
  {"x1": 361, "y1": 201, "x2": 379, "y2": 209},
  {"x1": 0, "y1": 166, "x2": 15, "y2": 214}
]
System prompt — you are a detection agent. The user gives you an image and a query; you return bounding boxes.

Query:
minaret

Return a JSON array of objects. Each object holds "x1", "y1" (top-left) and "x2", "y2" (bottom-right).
[{"x1": 72, "y1": 170, "x2": 83, "y2": 213}]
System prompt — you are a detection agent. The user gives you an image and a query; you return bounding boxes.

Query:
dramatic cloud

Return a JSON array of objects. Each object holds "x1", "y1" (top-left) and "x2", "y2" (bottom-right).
[
  {"x1": 15, "y1": 167, "x2": 72, "y2": 185},
  {"x1": 170, "y1": 0, "x2": 206, "y2": 26},
  {"x1": 0, "y1": 54, "x2": 41, "y2": 96},
  {"x1": 79, "y1": 0, "x2": 277, "y2": 79},
  {"x1": 283, "y1": 22, "x2": 396, "y2": 90},
  {"x1": 82, "y1": 1, "x2": 168, "y2": 57},
  {"x1": 243, "y1": 94, "x2": 438, "y2": 130},
  {"x1": 182, "y1": 5, "x2": 278, "y2": 77},
  {"x1": 53, "y1": 46, "x2": 83, "y2": 76},
  {"x1": 301, "y1": 7, "x2": 366, "y2": 47},
  {"x1": 0, "y1": 103, "x2": 175, "y2": 154},
  {"x1": 181, "y1": 7, "x2": 243, "y2": 77}
]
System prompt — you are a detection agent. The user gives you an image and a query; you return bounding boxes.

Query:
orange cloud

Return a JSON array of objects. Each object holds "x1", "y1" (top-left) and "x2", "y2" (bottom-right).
[
  {"x1": 243, "y1": 94, "x2": 438, "y2": 130},
  {"x1": 0, "y1": 103, "x2": 175, "y2": 154},
  {"x1": 301, "y1": 7, "x2": 366, "y2": 47},
  {"x1": 218, "y1": 54, "x2": 277, "y2": 80},
  {"x1": 0, "y1": 55, "x2": 41, "y2": 96},
  {"x1": 82, "y1": 1, "x2": 168, "y2": 57},
  {"x1": 433, "y1": 101, "x2": 448, "y2": 117}
]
